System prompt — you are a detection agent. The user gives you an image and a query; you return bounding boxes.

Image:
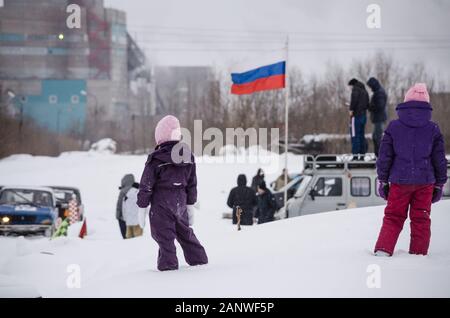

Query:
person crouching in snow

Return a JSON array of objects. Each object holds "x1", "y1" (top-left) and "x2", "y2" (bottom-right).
[
  {"x1": 122, "y1": 180, "x2": 144, "y2": 239},
  {"x1": 374, "y1": 83, "x2": 448, "y2": 257},
  {"x1": 137, "y1": 115, "x2": 208, "y2": 271}
]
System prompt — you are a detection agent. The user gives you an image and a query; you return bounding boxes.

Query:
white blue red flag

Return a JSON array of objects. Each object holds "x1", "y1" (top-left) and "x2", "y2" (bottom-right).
[{"x1": 230, "y1": 52, "x2": 286, "y2": 95}]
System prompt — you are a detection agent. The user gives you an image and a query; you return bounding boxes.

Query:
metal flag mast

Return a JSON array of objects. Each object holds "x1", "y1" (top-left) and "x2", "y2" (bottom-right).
[{"x1": 284, "y1": 35, "x2": 289, "y2": 216}]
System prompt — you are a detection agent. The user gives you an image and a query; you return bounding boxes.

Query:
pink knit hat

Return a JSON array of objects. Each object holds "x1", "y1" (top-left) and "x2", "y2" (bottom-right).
[
  {"x1": 404, "y1": 83, "x2": 430, "y2": 103},
  {"x1": 155, "y1": 115, "x2": 182, "y2": 145}
]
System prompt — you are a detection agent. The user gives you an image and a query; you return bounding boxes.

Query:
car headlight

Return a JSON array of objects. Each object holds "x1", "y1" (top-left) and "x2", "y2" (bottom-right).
[{"x1": 1, "y1": 216, "x2": 10, "y2": 224}]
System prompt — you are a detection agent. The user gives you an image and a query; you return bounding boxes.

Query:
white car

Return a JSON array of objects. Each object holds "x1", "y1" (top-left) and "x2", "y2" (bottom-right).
[{"x1": 278, "y1": 154, "x2": 450, "y2": 219}]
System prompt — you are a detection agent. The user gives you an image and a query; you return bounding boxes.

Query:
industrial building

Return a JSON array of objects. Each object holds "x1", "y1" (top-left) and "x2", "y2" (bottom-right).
[
  {"x1": 154, "y1": 66, "x2": 218, "y2": 118},
  {"x1": 0, "y1": 0, "x2": 150, "y2": 136}
]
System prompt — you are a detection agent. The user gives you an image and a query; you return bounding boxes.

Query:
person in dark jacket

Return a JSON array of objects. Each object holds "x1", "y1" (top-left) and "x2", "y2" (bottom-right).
[
  {"x1": 348, "y1": 78, "x2": 369, "y2": 159},
  {"x1": 227, "y1": 174, "x2": 257, "y2": 225},
  {"x1": 374, "y1": 83, "x2": 447, "y2": 257},
  {"x1": 116, "y1": 174, "x2": 135, "y2": 239},
  {"x1": 251, "y1": 168, "x2": 265, "y2": 192},
  {"x1": 367, "y1": 77, "x2": 388, "y2": 157},
  {"x1": 137, "y1": 115, "x2": 208, "y2": 271},
  {"x1": 255, "y1": 181, "x2": 277, "y2": 224}
]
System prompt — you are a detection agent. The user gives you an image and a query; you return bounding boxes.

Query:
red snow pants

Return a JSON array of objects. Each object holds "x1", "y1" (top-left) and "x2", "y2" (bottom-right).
[{"x1": 374, "y1": 183, "x2": 434, "y2": 256}]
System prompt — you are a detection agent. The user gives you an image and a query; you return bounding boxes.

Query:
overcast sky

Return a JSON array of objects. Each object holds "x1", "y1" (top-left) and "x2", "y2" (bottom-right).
[{"x1": 105, "y1": 0, "x2": 450, "y2": 82}]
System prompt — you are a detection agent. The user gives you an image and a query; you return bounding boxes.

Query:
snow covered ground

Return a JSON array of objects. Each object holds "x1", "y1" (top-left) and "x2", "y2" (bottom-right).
[{"x1": 0, "y1": 151, "x2": 449, "y2": 298}]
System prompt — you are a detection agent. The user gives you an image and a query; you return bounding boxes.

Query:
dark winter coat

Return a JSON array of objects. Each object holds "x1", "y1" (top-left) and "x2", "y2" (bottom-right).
[
  {"x1": 227, "y1": 174, "x2": 257, "y2": 225},
  {"x1": 137, "y1": 140, "x2": 207, "y2": 271},
  {"x1": 256, "y1": 190, "x2": 277, "y2": 224},
  {"x1": 251, "y1": 170, "x2": 265, "y2": 192},
  {"x1": 350, "y1": 81, "x2": 369, "y2": 117},
  {"x1": 377, "y1": 100, "x2": 448, "y2": 185},
  {"x1": 137, "y1": 141, "x2": 197, "y2": 210},
  {"x1": 116, "y1": 174, "x2": 135, "y2": 220},
  {"x1": 367, "y1": 78, "x2": 388, "y2": 123}
]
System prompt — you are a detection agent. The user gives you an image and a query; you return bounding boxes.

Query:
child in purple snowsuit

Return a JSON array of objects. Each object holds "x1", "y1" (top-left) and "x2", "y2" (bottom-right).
[
  {"x1": 374, "y1": 83, "x2": 448, "y2": 256},
  {"x1": 137, "y1": 115, "x2": 208, "y2": 271}
]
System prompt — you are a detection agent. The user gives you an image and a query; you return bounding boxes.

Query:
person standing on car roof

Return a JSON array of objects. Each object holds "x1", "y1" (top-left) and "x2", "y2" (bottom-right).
[
  {"x1": 367, "y1": 77, "x2": 388, "y2": 157},
  {"x1": 116, "y1": 174, "x2": 135, "y2": 239},
  {"x1": 348, "y1": 78, "x2": 369, "y2": 160}
]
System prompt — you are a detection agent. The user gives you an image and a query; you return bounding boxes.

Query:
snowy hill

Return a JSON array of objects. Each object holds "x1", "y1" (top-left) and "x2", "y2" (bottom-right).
[{"x1": 0, "y1": 152, "x2": 449, "y2": 297}]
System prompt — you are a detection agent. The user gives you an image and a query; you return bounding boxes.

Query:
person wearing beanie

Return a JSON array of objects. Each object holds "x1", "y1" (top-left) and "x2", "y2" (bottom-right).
[
  {"x1": 366, "y1": 77, "x2": 388, "y2": 157},
  {"x1": 348, "y1": 78, "x2": 369, "y2": 160},
  {"x1": 374, "y1": 83, "x2": 448, "y2": 257},
  {"x1": 154, "y1": 114, "x2": 182, "y2": 145},
  {"x1": 255, "y1": 181, "x2": 277, "y2": 224},
  {"x1": 137, "y1": 115, "x2": 208, "y2": 271}
]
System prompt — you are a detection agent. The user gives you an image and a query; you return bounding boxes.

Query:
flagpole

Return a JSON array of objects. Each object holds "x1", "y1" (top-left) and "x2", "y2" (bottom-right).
[{"x1": 284, "y1": 35, "x2": 289, "y2": 217}]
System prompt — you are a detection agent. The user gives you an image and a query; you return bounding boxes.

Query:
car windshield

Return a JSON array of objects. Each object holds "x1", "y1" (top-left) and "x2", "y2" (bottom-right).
[
  {"x1": 0, "y1": 189, "x2": 53, "y2": 207},
  {"x1": 278, "y1": 176, "x2": 302, "y2": 192},
  {"x1": 294, "y1": 175, "x2": 313, "y2": 197},
  {"x1": 53, "y1": 189, "x2": 79, "y2": 203}
]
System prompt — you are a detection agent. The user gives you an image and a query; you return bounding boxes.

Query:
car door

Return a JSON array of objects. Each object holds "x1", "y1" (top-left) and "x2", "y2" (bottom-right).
[
  {"x1": 273, "y1": 176, "x2": 303, "y2": 210},
  {"x1": 285, "y1": 175, "x2": 312, "y2": 218},
  {"x1": 300, "y1": 175, "x2": 347, "y2": 215}
]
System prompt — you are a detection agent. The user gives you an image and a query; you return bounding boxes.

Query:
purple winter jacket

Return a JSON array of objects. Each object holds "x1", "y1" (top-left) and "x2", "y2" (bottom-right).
[
  {"x1": 377, "y1": 100, "x2": 447, "y2": 185},
  {"x1": 137, "y1": 141, "x2": 197, "y2": 211}
]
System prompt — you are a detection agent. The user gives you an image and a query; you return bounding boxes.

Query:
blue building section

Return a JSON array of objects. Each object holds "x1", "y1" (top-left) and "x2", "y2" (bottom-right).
[{"x1": 12, "y1": 80, "x2": 87, "y2": 134}]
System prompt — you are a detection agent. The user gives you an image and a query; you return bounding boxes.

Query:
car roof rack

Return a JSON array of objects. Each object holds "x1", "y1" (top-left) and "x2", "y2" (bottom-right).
[{"x1": 304, "y1": 154, "x2": 377, "y2": 171}]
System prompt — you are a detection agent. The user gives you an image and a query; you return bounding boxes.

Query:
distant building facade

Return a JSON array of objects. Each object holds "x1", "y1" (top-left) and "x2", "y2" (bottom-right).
[
  {"x1": 154, "y1": 66, "x2": 216, "y2": 117},
  {"x1": 0, "y1": 0, "x2": 149, "y2": 135}
]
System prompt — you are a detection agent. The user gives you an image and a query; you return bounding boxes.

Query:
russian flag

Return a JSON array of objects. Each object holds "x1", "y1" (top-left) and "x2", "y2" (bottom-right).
[{"x1": 231, "y1": 61, "x2": 286, "y2": 95}]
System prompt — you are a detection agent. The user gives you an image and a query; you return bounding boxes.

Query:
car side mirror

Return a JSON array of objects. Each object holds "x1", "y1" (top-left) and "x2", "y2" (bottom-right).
[{"x1": 309, "y1": 189, "x2": 316, "y2": 201}]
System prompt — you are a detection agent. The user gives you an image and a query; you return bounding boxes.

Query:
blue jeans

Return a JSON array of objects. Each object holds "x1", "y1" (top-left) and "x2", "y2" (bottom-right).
[
  {"x1": 350, "y1": 115, "x2": 367, "y2": 156},
  {"x1": 372, "y1": 122, "x2": 384, "y2": 157}
]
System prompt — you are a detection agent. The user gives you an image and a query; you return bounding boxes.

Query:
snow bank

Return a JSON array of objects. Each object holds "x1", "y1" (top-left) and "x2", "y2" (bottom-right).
[
  {"x1": 0, "y1": 151, "x2": 449, "y2": 297},
  {"x1": 302, "y1": 133, "x2": 372, "y2": 143},
  {"x1": 218, "y1": 144, "x2": 241, "y2": 156},
  {"x1": 89, "y1": 138, "x2": 117, "y2": 154},
  {"x1": 0, "y1": 154, "x2": 35, "y2": 162}
]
